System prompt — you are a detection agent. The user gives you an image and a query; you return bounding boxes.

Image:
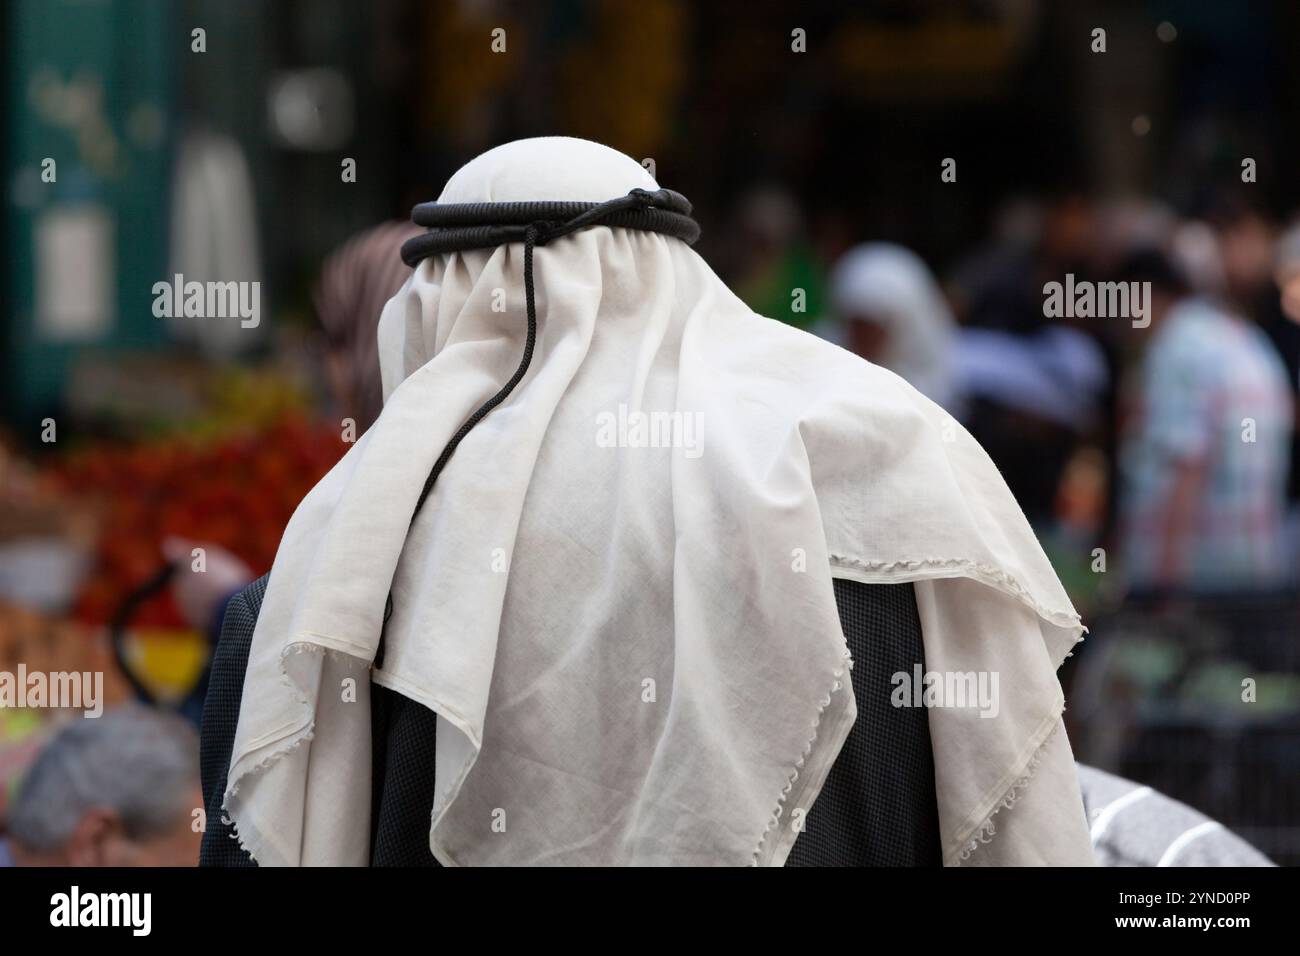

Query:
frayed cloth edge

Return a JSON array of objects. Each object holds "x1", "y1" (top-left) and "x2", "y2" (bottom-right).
[
  {"x1": 948, "y1": 706, "x2": 1065, "y2": 866},
  {"x1": 749, "y1": 646, "x2": 854, "y2": 866},
  {"x1": 222, "y1": 640, "x2": 366, "y2": 866},
  {"x1": 829, "y1": 555, "x2": 1087, "y2": 643}
]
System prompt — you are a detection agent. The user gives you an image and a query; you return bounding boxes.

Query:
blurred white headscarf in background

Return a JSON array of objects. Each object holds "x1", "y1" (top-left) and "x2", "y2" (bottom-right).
[
  {"x1": 225, "y1": 137, "x2": 1092, "y2": 867},
  {"x1": 828, "y1": 242, "x2": 960, "y2": 411}
]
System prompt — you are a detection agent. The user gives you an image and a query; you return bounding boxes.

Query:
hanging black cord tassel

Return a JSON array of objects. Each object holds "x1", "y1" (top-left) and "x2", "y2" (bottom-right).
[
  {"x1": 376, "y1": 187, "x2": 700, "y2": 661},
  {"x1": 409, "y1": 224, "x2": 541, "y2": 523}
]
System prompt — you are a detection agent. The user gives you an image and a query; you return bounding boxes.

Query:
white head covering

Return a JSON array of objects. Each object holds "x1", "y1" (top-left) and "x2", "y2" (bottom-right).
[
  {"x1": 225, "y1": 137, "x2": 1093, "y2": 866},
  {"x1": 828, "y1": 242, "x2": 959, "y2": 410}
]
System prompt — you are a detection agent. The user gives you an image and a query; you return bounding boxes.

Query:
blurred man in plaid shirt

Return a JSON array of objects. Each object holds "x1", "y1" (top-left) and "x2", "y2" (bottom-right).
[{"x1": 1119, "y1": 251, "x2": 1294, "y2": 593}]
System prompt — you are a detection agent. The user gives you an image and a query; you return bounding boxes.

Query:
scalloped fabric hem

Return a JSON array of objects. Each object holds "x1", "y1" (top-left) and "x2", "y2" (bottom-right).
[
  {"x1": 950, "y1": 710, "x2": 1063, "y2": 866},
  {"x1": 222, "y1": 640, "x2": 359, "y2": 867},
  {"x1": 750, "y1": 646, "x2": 855, "y2": 866},
  {"x1": 828, "y1": 554, "x2": 1086, "y2": 640}
]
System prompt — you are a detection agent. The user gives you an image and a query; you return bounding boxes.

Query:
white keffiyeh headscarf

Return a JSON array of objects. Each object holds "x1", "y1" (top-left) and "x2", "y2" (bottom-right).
[{"x1": 225, "y1": 136, "x2": 1094, "y2": 867}]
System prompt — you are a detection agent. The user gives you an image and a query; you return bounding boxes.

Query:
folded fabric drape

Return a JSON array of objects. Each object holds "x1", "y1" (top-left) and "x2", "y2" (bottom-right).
[{"x1": 225, "y1": 136, "x2": 1094, "y2": 866}]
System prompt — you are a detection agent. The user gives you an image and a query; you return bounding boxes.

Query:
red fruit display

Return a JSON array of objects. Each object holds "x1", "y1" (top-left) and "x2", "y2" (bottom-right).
[{"x1": 52, "y1": 415, "x2": 346, "y2": 627}]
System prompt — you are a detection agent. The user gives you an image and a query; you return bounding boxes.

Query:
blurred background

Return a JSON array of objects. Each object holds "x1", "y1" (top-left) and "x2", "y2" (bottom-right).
[{"x1": 2, "y1": 0, "x2": 1299, "y2": 865}]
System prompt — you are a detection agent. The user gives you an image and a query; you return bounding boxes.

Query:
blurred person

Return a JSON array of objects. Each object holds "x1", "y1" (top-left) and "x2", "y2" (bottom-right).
[
  {"x1": 824, "y1": 242, "x2": 960, "y2": 411},
  {"x1": 946, "y1": 196, "x2": 1041, "y2": 329},
  {"x1": 728, "y1": 185, "x2": 825, "y2": 330},
  {"x1": 200, "y1": 138, "x2": 1093, "y2": 867},
  {"x1": 165, "y1": 536, "x2": 254, "y2": 640},
  {"x1": 1211, "y1": 197, "x2": 1277, "y2": 317},
  {"x1": 1211, "y1": 200, "x2": 1296, "y2": 413},
  {"x1": 1117, "y1": 249, "x2": 1293, "y2": 593},
  {"x1": 1209, "y1": 199, "x2": 1297, "y2": 501},
  {"x1": 0, "y1": 705, "x2": 201, "y2": 866},
  {"x1": 1170, "y1": 220, "x2": 1227, "y2": 300},
  {"x1": 315, "y1": 220, "x2": 425, "y2": 434},
  {"x1": 947, "y1": 191, "x2": 1118, "y2": 533},
  {"x1": 953, "y1": 190, "x2": 1098, "y2": 336},
  {"x1": 954, "y1": 324, "x2": 1110, "y2": 529},
  {"x1": 1078, "y1": 764, "x2": 1273, "y2": 867}
]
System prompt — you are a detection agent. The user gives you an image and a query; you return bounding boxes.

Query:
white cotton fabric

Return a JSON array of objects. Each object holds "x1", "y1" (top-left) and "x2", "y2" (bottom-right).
[{"x1": 225, "y1": 136, "x2": 1094, "y2": 867}]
